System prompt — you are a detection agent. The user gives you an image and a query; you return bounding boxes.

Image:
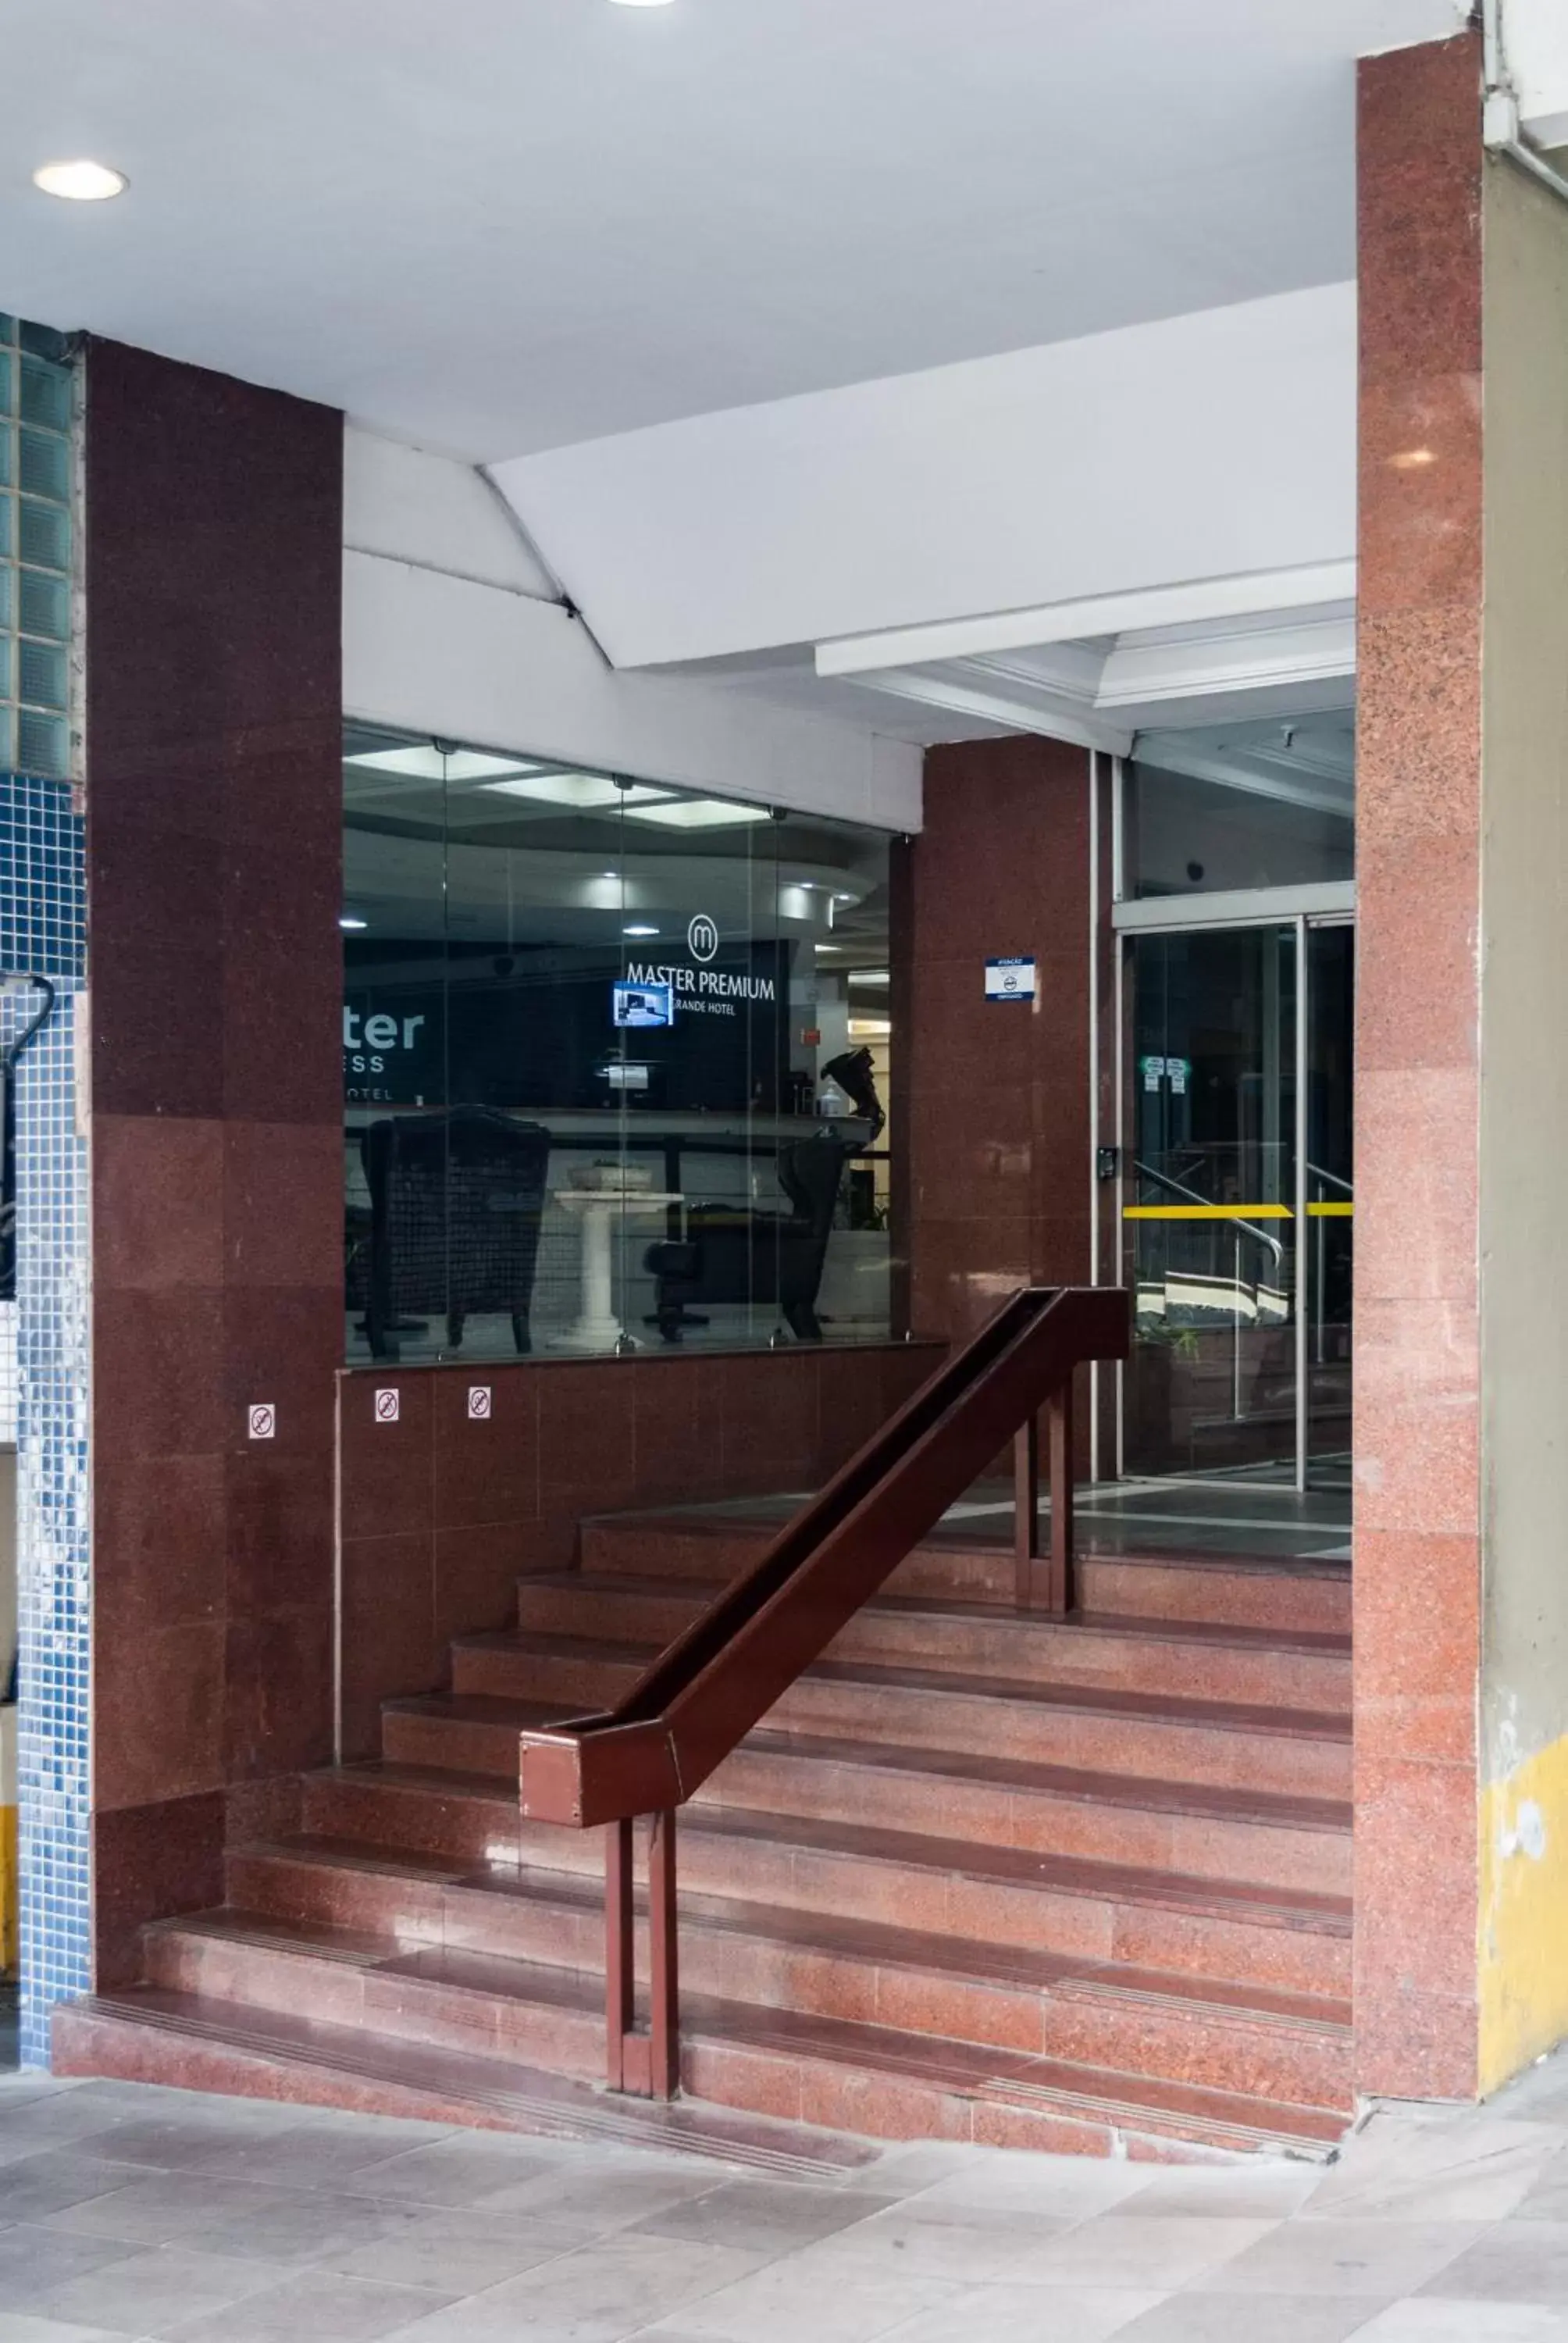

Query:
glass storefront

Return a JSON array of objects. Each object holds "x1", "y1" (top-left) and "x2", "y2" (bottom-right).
[{"x1": 342, "y1": 727, "x2": 896, "y2": 1363}]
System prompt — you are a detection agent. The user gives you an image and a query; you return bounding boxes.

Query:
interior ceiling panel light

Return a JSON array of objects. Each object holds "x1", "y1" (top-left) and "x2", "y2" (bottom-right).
[
  {"x1": 485, "y1": 774, "x2": 672, "y2": 809},
  {"x1": 34, "y1": 159, "x2": 127, "y2": 201},
  {"x1": 347, "y1": 746, "x2": 530, "y2": 783},
  {"x1": 623, "y1": 798, "x2": 772, "y2": 829}
]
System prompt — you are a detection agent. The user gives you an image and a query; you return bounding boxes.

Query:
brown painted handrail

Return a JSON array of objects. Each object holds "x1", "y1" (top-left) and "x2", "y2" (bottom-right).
[{"x1": 518, "y1": 1284, "x2": 1130, "y2": 2097}]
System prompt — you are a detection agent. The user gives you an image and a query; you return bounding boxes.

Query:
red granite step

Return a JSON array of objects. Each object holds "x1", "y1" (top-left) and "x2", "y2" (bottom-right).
[
  {"x1": 578, "y1": 1514, "x2": 1352, "y2": 1635},
  {"x1": 308, "y1": 1735, "x2": 1350, "y2": 1899},
  {"x1": 233, "y1": 1809, "x2": 1350, "y2": 1999},
  {"x1": 509, "y1": 1573, "x2": 1352, "y2": 1709},
  {"x1": 50, "y1": 1988, "x2": 882, "y2": 2174},
  {"x1": 391, "y1": 1665, "x2": 1352, "y2": 1802},
  {"x1": 90, "y1": 1935, "x2": 1348, "y2": 2160},
  {"x1": 213, "y1": 1842, "x2": 1352, "y2": 2107}
]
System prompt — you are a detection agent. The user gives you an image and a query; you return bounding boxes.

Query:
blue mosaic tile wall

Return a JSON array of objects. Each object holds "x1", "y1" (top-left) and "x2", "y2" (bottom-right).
[{"x1": 3, "y1": 774, "x2": 87, "y2": 2064}]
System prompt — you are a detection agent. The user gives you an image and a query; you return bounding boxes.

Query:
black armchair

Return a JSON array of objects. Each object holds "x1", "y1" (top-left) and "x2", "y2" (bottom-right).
[
  {"x1": 360, "y1": 1107, "x2": 551, "y2": 1361},
  {"x1": 644, "y1": 1131, "x2": 857, "y2": 1344}
]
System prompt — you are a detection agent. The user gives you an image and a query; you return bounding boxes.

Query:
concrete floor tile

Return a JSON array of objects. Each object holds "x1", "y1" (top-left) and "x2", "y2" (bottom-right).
[
  {"x1": 0, "y1": 2316, "x2": 127, "y2": 2343},
  {"x1": 386, "y1": 2231, "x2": 761, "y2": 2343},
  {"x1": 1356, "y1": 2307, "x2": 1568, "y2": 2338},
  {"x1": 641, "y1": 2249, "x2": 960, "y2": 2343},
  {"x1": 632, "y1": 2177, "x2": 901, "y2": 2255},
  {"x1": 877, "y1": 2288, "x2": 1164, "y2": 2343},
  {"x1": 0, "y1": 2150, "x2": 167, "y2": 2225},
  {"x1": 476, "y1": 2157, "x2": 729, "y2": 2234},
  {"x1": 333, "y1": 2134, "x2": 554, "y2": 2207},
  {"x1": 1113, "y1": 2291, "x2": 1396, "y2": 2339},
  {"x1": 37, "y1": 2245, "x2": 287, "y2": 2335},
  {"x1": 154, "y1": 2271, "x2": 454, "y2": 2343},
  {"x1": 1310, "y1": 2115, "x2": 1559, "y2": 2222},
  {"x1": 321, "y1": 2206, "x2": 583, "y2": 2292},
  {"x1": 1127, "y1": 2166, "x2": 1328, "y2": 2220},
  {"x1": 1203, "y1": 2218, "x2": 1485, "y2": 2297},
  {"x1": 799, "y1": 2198, "x2": 1071, "y2": 2283},
  {"x1": 1008, "y1": 2214, "x2": 1275, "y2": 2290},
  {"x1": 1421, "y1": 2223, "x2": 1568, "y2": 2306},
  {"x1": 43, "y1": 2173, "x2": 307, "y2": 2248},
  {"x1": 0, "y1": 2228, "x2": 137, "y2": 2314},
  {"x1": 199, "y1": 2118, "x2": 458, "y2": 2188}
]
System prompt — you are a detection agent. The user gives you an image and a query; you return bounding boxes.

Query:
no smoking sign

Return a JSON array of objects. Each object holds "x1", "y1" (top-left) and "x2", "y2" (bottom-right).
[
  {"x1": 468, "y1": 1387, "x2": 492, "y2": 1421},
  {"x1": 374, "y1": 1389, "x2": 401, "y2": 1424},
  {"x1": 248, "y1": 1403, "x2": 276, "y2": 1441}
]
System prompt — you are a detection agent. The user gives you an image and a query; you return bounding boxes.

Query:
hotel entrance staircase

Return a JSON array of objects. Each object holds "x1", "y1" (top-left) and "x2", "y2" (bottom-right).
[{"x1": 57, "y1": 1289, "x2": 1355, "y2": 2166}]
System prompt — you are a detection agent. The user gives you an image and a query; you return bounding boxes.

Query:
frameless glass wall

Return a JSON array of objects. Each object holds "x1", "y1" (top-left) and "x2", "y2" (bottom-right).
[{"x1": 342, "y1": 728, "x2": 896, "y2": 1363}]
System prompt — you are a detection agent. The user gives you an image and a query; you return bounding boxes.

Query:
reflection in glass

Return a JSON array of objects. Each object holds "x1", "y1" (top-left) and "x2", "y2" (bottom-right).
[
  {"x1": 342, "y1": 728, "x2": 894, "y2": 1364},
  {"x1": 1128, "y1": 710, "x2": 1355, "y2": 899}
]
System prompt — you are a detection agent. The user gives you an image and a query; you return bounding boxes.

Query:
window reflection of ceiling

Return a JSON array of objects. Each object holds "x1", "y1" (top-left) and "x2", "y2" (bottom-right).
[
  {"x1": 1130, "y1": 707, "x2": 1355, "y2": 818},
  {"x1": 342, "y1": 726, "x2": 890, "y2": 957}
]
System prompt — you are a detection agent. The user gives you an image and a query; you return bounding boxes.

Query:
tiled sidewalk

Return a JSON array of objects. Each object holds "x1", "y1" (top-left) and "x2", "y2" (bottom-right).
[{"x1": 4, "y1": 2059, "x2": 1568, "y2": 2339}]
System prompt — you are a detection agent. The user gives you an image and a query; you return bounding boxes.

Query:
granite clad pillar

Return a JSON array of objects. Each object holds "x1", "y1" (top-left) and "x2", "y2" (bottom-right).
[
  {"x1": 1355, "y1": 30, "x2": 1568, "y2": 2099},
  {"x1": 902, "y1": 738, "x2": 1096, "y2": 1346},
  {"x1": 85, "y1": 344, "x2": 343, "y2": 1985}
]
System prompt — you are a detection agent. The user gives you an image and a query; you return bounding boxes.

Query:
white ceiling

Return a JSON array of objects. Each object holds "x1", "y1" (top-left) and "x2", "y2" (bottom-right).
[{"x1": 2, "y1": 0, "x2": 1463, "y2": 462}]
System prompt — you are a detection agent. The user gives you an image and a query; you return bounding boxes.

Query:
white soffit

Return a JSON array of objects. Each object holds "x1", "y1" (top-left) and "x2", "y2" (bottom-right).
[
  {"x1": 1504, "y1": 0, "x2": 1568, "y2": 147},
  {"x1": 814, "y1": 588, "x2": 1357, "y2": 753}
]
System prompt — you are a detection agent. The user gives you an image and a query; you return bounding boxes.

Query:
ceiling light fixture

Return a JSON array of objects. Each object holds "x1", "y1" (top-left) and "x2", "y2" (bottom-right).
[
  {"x1": 608, "y1": 0, "x2": 676, "y2": 9},
  {"x1": 622, "y1": 798, "x2": 772, "y2": 830},
  {"x1": 339, "y1": 915, "x2": 368, "y2": 931},
  {"x1": 623, "y1": 923, "x2": 661, "y2": 938},
  {"x1": 33, "y1": 159, "x2": 127, "y2": 201}
]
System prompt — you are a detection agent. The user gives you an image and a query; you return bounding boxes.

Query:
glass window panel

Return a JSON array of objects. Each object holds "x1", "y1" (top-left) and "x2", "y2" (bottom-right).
[
  {"x1": 343, "y1": 725, "x2": 896, "y2": 1363},
  {"x1": 1127, "y1": 710, "x2": 1355, "y2": 899}
]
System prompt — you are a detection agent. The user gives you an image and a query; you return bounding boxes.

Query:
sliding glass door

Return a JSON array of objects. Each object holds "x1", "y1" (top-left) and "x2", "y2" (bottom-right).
[{"x1": 1120, "y1": 918, "x2": 1352, "y2": 1488}]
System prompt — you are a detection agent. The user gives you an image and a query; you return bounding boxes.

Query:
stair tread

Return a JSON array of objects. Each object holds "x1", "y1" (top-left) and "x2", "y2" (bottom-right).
[
  {"x1": 75, "y1": 1981, "x2": 1347, "y2": 2151},
  {"x1": 516, "y1": 1572, "x2": 1353, "y2": 1658},
  {"x1": 200, "y1": 1874, "x2": 1352, "y2": 2034},
  {"x1": 404, "y1": 1660, "x2": 1352, "y2": 1742},
  {"x1": 246, "y1": 1806, "x2": 1353, "y2": 1934},
  {"x1": 57, "y1": 1988, "x2": 883, "y2": 2175},
  {"x1": 330, "y1": 1746, "x2": 1351, "y2": 1837}
]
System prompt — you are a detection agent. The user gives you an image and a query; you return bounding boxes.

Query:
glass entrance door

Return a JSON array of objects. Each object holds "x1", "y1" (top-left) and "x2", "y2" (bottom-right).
[{"x1": 1120, "y1": 919, "x2": 1353, "y2": 1487}]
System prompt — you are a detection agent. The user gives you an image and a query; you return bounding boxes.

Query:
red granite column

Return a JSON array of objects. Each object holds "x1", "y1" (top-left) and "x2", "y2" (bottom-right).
[
  {"x1": 904, "y1": 737, "x2": 1094, "y2": 1346},
  {"x1": 1352, "y1": 30, "x2": 1484, "y2": 2100}
]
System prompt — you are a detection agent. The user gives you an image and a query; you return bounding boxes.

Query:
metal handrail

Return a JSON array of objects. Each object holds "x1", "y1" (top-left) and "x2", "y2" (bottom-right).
[
  {"x1": 1131, "y1": 1157, "x2": 1288, "y2": 1265},
  {"x1": 1306, "y1": 1161, "x2": 1353, "y2": 1196},
  {"x1": 518, "y1": 1284, "x2": 1131, "y2": 2100}
]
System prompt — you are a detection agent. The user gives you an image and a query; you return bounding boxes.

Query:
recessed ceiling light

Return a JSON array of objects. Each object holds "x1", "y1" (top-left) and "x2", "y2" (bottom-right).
[
  {"x1": 33, "y1": 159, "x2": 127, "y2": 201},
  {"x1": 608, "y1": 1, "x2": 676, "y2": 9},
  {"x1": 623, "y1": 923, "x2": 661, "y2": 938},
  {"x1": 339, "y1": 915, "x2": 368, "y2": 931},
  {"x1": 851, "y1": 970, "x2": 891, "y2": 986},
  {"x1": 623, "y1": 797, "x2": 771, "y2": 830},
  {"x1": 486, "y1": 773, "x2": 672, "y2": 810}
]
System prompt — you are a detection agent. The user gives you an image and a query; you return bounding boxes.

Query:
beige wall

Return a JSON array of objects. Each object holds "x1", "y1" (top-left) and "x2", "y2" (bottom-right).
[{"x1": 1477, "y1": 152, "x2": 1568, "y2": 2084}]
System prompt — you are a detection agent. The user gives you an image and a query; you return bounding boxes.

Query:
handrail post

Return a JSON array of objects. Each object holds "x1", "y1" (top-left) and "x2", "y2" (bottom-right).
[
  {"x1": 1014, "y1": 1413, "x2": 1040, "y2": 1608},
  {"x1": 605, "y1": 1817, "x2": 634, "y2": 2093},
  {"x1": 1047, "y1": 1377, "x2": 1075, "y2": 1617},
  {"x1": 648, "y1": 1808, "x2": 679, "y2": 2100}
]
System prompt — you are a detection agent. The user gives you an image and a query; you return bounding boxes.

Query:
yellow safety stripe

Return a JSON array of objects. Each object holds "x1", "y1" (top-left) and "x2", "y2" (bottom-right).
[
  {"x1": 1123, "y1": 1204, "x2": 1293, "y2": 1220},
  {"x1": 1123, "y1": 1202, "x2": 1354, "y2": 1221}
]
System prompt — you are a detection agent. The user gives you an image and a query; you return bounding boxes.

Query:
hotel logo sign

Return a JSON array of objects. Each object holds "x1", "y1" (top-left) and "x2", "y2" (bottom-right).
[{"x1": 687, "y1": 914, "x2": 719, "y2": 964}]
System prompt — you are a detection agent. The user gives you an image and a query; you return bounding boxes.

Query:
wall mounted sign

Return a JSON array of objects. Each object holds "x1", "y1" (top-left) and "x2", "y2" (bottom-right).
[
  {"x1": 1141, "y1": 1054, "x2": 1192, "y2": 1093},
  {"x1": 374, "y1": 1389, "x2": 400, "y2": 1423},
  {"x1": 468, "y1": 1386, "x2": 492, "y2": 1421},
  {"x1": 248, "y1": 1403, "x2": 276, "y2": 1441},
  {"x1": 985, "y1": 957, "x2": 1036, "y2": 1003}
]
